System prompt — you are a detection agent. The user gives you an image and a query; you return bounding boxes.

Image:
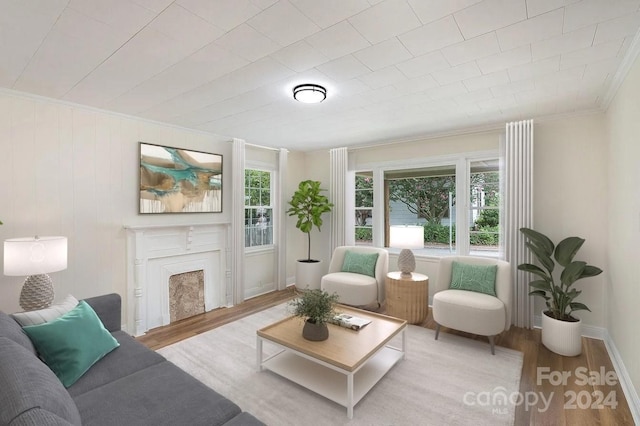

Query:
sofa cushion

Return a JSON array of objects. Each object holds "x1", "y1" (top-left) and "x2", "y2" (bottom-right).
[
  {"x1": 449, "y1": 261, "x2": 498, "y2": 296},
  {"x1": 0, "y1": 311, "x2": 36, "y2": 354},
  {"x1": 11, "y1": 294, "x2": 79, "y2": 326},
  {"x1": 222, "y1": 412, "x2": 266, "y2": 425},
  {"x1": 74, "y1": 361, "x2": 243, "y2": 426},
  {"x1": 23, "y1": 300, "x2": 120, "y2": 387},
  {"x1": 83, "y1": 293, "x2": 122, "y2": 333},
  {"x1": 67, "y1": 330, "x2": 165, "y2": 397},
  {"x1": 9, "y1": 408, "x2": 77, "y2": 426},
  {"x1": 341, "y1": 251, "x2": 379, "y2": 277},
  {"x1": 0, "y1": 337, "x2": 81, "y2": 426},
  {"x1": 321, "y1": 272, "x2": 378, "y2": 306}
]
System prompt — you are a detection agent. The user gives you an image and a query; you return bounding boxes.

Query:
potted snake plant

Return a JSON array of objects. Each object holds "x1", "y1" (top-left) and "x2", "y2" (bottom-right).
[
  {"x1": 518, "y1": 228, "x2": 603, "y2": 356},
  {"x1": 287, "y1": 180, "x2": 333, "y2": 290}
]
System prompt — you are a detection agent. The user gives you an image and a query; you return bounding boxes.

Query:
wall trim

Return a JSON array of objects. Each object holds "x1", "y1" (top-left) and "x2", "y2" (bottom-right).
[
  {"x1": 603, "y1": 330, "x2": 640, "y2": 425},
  {"x1": 0, "y1": 87, "x2": 231, "y2": 142},
  {"x1": 532, "y1": 314, "x2": 606, "y2": 339},
  {"x1": 600, "y1": 28, "x2": 640, "y2": 109}
]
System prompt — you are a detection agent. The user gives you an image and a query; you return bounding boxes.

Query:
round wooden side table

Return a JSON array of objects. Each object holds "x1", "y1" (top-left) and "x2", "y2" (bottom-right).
[{"x1": 385, "y1": 271, "x2": 429, "y2": 324}]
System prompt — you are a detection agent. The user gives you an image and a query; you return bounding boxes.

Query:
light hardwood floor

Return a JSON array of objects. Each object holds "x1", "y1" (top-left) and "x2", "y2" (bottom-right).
[{"x1": 138, "y1": 288, "x2": 634, "y2": 426}]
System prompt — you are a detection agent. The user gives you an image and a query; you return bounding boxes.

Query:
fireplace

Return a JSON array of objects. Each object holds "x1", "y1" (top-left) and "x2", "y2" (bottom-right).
[
  {"x1": 124, "y1": 223, "x2": 230, "y2": 335},
  {"x1": 169, "y1": 270, "x2": 204, "y2": 322}
]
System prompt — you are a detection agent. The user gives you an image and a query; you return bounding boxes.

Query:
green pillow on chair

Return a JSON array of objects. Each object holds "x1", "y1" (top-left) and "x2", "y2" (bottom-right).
[
  {"x1": 22, "y1": 300, "x2": 120, "y2": 387},
  {"x1": 341, "y1": 251, "x2": 379, "y2": 277},
  {"x1": 449, "y1": 261, "x2": 498, "y2": 296}
]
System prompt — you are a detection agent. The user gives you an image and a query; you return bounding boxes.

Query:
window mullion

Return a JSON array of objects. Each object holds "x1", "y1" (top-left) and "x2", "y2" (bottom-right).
[
  {"x1": 456, "y1": 158, "x2": 470, "y2": 255},
  {"x1": 372, "y1": 167, "x2": 385, "y2": 248}
]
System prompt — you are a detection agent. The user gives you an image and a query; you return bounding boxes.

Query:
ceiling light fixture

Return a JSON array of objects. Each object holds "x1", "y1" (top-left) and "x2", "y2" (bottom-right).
[{"x1": 293, "y1": 84, "x2": 326, "y2": 104}]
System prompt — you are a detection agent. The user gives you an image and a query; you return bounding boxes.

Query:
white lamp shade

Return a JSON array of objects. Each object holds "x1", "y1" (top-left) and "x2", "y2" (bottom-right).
[
  {"x1": 4, "y1": 236, "x2": 68, "y2": 276},
  {"x1": 389, "y1": 225, "x2": 424, "y2": 249}
]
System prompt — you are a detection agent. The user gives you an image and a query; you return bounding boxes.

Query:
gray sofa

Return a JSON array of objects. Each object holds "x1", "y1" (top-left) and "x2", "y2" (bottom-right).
[{"x1": 0, "y1": 293, "x2": 264, "y2": 426}]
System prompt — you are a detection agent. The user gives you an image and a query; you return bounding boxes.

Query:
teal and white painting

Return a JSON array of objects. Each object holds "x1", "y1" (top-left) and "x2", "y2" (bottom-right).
[{"x1": 139, "y1": 142, "x2": 222, "y2": 214}]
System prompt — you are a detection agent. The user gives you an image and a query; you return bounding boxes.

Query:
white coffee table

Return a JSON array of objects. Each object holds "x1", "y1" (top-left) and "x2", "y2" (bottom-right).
[{"x1": 256, "y1": 305, "x2": 406, "y2": 419}]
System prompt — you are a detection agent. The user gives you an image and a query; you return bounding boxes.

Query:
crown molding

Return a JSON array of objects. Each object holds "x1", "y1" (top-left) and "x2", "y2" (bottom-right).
[{"x1": 600, "y1": 30, "x2": 640, "y2": 109}]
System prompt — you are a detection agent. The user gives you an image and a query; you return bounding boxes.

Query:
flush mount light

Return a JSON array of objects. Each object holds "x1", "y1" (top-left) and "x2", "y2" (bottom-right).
[{"x1": 293, "y1": 84, "x2": 327, "y2": 103}]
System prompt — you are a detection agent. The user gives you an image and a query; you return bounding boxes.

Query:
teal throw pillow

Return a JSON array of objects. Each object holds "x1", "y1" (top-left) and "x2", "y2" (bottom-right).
[
  {"x1": 449, "y1": 261, "x2": 498, "y2": 296},
  {"x1": 22, "y1": 300, "x2": 120, "y2": 387},
  {"x1": 341, "y1": 251, "x2": 379, "y2": 277}
]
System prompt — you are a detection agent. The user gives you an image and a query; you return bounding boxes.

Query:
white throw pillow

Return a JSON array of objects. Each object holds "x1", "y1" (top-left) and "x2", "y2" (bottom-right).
[{"x1": 12, "y1": 295, "x2": 79, "y2": 326}]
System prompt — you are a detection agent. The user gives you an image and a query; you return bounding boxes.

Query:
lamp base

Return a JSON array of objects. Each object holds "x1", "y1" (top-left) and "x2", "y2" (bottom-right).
[
  {"x1": 397, "y1": 249, "x2": 416, "y2": 279},
  {"x1": 19, "y1": 274, "x2": 55, "y2": 311}
]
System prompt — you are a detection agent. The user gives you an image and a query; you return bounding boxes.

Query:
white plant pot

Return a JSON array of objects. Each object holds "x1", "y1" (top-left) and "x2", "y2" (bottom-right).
[
  {"x1": 295, "y1": 260, "x2": 324, "y2": 291},
  {"x1": 541, "y1": 311, "x2": 582, "y2": 356}
]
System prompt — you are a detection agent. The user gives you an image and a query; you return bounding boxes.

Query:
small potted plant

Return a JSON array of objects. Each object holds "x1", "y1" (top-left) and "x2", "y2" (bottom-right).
[
  {"x1": 289, "y1": 289, "x2": 339, "y2": 341},
  {"x1": 287, "y1": 180, "x2": 333, "y2": 290},
  {"x1": 518, "y1": 227, "x2": 603, "y2": 356}
]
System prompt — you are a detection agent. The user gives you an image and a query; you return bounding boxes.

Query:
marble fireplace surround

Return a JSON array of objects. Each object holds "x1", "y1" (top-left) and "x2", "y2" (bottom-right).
[{"x1": 124, "y1": 223, "x2": 230, "y2": 336}]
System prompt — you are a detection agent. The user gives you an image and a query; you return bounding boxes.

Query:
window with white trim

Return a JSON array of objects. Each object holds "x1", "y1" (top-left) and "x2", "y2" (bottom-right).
[
  {"x1": 355, "y1": 172, "x2": 373, "y2": 246},
  {"x1": 244, "y1": 169, "x2": 273, "y2": 248},
  {"x1": 469, "y1": 160, "x2": 500, "y2": 257},
  {"x1": 385, "y1": 164, "x2": 456, "y2": 256},
  {"x1": 357, "y1": 152, "x2": 502, "y2": 258}
]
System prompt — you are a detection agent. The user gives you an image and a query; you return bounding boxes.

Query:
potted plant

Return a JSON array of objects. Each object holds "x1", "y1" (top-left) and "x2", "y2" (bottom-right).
[
  {"x1": 287, "y1": 180, "x2": 333, "y2": 290},
  {"x1": 518, "y1": 227, "x2": 603, "y2": 356},
  {"x1": 289, "y1": 289, "x2": 339, "y2": 341}
]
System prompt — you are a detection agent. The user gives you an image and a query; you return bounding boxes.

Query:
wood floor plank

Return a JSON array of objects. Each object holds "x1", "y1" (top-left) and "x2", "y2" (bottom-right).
[{"x1": 137, "y1": 289, "x2": 634, "y2": 425}]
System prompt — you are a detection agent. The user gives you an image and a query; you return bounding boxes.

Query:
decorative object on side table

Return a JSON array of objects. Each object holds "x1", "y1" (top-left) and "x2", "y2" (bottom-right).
[
  {"x1": 287, "y1": 180, "x2": 333, "y2": 290},
  {"x1": 389, "y1": 225, "x2": 423, "y2": 278},
  {"x1": 4, "y1": 236, "x2": 68, "y2": 311},
  {"x1": 385, "y1": 271, "x2": 429, "y2": 324},
  {"x1": 518, "y1": 228, "x2": 603, "y2": 356},
  {"x1": 289, "y1": 289, "x2": 339, "y2": 341}
]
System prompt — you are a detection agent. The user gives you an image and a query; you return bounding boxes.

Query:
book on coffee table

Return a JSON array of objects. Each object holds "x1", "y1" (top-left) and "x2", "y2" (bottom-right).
[{"x1": 330, "y1": 313, "x2": 372, "y2": 330}]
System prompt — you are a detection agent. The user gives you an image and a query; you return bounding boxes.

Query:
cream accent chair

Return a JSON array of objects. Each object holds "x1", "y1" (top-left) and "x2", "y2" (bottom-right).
[
  {"x1": 320, "y1": 246, "x2": 389, "y2": 307},
  {"x1": 432, "y1": 256, "x2": 512, "y2": 355}
]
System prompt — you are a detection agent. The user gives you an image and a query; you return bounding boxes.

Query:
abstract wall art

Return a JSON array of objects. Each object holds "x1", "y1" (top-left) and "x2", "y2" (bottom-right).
[{"x1": 139, "y1": 142, "x2": 223, "y2": 214}]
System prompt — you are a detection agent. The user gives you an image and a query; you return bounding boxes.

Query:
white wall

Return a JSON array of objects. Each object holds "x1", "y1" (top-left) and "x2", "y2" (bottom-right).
[
  {"x1": 0, "y1": 91, "x2": 232, "y2": 319},
  {"x1": 533, "y1": 114, "x2": 608, "y2": 328},
  {"x1": 605, "y1": 53, "x2": 640, "y2": 397},
  {"x1": 285, "y1": 150, "x2": 307, "y2": 284}
]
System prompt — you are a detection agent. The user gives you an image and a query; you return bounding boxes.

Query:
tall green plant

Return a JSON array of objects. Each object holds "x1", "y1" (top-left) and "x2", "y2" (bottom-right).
[
  {"x1": 518, "y1": 228, "x2": 603, "y2": 321},
  {"x1": 287, "y1": 180, "x2": 333, "y2": 262}
]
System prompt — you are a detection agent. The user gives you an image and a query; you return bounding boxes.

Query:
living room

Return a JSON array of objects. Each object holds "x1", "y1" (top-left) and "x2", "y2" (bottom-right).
[{"x1": 0, "y1": 1, "x2": 639, "y2": 425}]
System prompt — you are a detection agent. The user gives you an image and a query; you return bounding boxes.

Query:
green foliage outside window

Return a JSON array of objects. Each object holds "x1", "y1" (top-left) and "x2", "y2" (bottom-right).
[{"x1": 389, "y1": 176, "x2": 455, "y2": 225}]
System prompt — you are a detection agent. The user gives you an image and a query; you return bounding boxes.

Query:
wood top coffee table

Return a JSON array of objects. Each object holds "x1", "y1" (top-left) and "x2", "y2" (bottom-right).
[{"x1": 256, "y1": 305, "x2": 407, "y2": 419}]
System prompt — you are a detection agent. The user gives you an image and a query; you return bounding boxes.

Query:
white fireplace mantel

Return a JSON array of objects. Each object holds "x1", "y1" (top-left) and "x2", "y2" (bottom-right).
[{"x1": 124, "y1": 223, "x2": 231, "y2": 335}]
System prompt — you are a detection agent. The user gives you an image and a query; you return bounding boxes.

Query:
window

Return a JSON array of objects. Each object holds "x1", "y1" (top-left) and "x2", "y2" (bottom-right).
[
  {"x1": 245, "y1": 169, "x2": 273, "y2": 248},
  {"x1": 469, "y1": 160, "x2": 500, "y2": 256},
  {"x1": 363, "y1": 154, "x2": 502, "y2": 258},
  {"x1": 355, "y1": 172, "x2": 374, "y2": 245},
  {"x1": 385, "y1": 165, "x2": 456, "y2": 256}
]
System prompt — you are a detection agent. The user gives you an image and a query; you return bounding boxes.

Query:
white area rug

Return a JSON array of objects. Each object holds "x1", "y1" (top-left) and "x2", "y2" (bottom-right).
[{"x1": 158, "y1": 304, "x2": 523, "y2": 426}]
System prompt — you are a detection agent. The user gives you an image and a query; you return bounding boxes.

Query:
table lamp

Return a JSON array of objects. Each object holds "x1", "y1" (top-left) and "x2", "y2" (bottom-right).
[
  {"x1": 389, "y1": 225, "x2": 423, "y2": 278},
  {"x1": 4, "y1": 236, "x2": 68, "y2": 311}
]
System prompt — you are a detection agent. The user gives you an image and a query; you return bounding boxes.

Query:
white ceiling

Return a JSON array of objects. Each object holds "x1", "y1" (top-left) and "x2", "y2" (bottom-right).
[{"x1": 2, "y1": 0, "x2": 640, "y2": 151}]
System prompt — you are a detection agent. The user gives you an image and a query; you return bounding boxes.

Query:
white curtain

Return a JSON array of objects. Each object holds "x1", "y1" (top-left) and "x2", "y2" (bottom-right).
[
  {"x1": 504, "y1": 120, "x2": 534, "y2": 328},
  {"x1": 231, "y1": 138, "x2": 245, "y2": 305},
  {"x1": 276, "y1": 148, "x2": 288, "y2": 290},
  {"x1": 329, "y1": 147, "x2": 348, "y2": 253}
]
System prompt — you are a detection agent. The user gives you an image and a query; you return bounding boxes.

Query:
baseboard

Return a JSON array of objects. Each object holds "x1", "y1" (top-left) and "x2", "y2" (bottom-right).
[
  {"x1": 603, "y1": 330, "x2": 640, "y2": 425},
  {"x1": 532, "y1": 314, "x2": 606, "y2": 339},
  {"x1": 532, "y1": 314, "x2": 639, "y2": 423}
]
